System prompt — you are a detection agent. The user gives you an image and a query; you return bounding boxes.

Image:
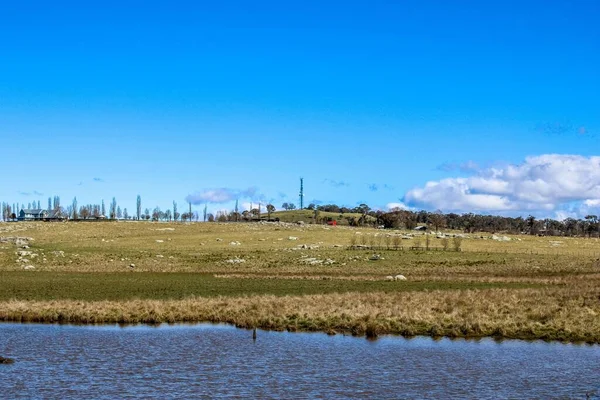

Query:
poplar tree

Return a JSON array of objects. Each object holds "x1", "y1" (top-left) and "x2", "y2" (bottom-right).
[
  {"x1": 136, "y1": 195, "x2": 142, "y2": 220},
  {"x1": 72, "y1": 197, "x2": 78, "y2": 219}
]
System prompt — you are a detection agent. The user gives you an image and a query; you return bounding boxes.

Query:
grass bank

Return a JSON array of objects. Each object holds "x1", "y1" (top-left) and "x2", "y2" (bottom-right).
[{"x1": 1, "y1": 285, "x2": 599, "y2": 343}]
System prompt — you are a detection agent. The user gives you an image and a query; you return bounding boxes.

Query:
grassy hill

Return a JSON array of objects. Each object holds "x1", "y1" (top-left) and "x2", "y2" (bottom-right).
[{"x1": 268, "y1": 209, "x2": 375, "y2": 225}]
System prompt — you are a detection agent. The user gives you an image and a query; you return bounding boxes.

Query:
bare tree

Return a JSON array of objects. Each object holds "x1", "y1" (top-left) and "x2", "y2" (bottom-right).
[
  {"x1": 110, "y1": 197, "x2": 117, "y2": 219},
  {"x1": 428, "y1": 210, "x2": 446, "y2": 233},
  {"x1": 79, "y1": 206, "x2": 90, "y2": 219}
]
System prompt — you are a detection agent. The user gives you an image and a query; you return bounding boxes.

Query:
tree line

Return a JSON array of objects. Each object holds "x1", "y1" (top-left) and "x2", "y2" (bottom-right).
[{"x1": 2, "y1": 196, "x2": 599, "y2": 237}]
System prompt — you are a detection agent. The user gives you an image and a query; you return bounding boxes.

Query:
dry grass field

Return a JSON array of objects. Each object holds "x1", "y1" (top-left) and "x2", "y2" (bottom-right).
[{"x1": 1, "y1": 221, "x2": 599, "y2": 342}]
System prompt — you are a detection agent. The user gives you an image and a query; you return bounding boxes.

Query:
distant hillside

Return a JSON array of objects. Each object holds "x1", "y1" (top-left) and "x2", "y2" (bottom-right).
[{"x1": 268, "y1": 209, "x2": 375, "y2": 225}]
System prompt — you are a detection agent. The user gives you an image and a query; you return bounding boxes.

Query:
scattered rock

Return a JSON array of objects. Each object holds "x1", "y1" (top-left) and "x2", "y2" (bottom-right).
[
  {"x1": 226, "y1": 257, "x2": 246, "y2": 264},
  {"x1": 385, "y1": 276, "x2": 394, "y2": 281},
  {"x1": 216, "y1": 238, "x2": 223, "y2": 242},
  {"x1": 23, "y1": 265, "x2": 35, "y2": 270},
  {"x1": 156, "y1": 254, "x2": 164, "y2": 258},
  {"x1": 369, "y1": 254, "x2": 384, "y2": 261},
  {"x1": 394, "y1": 274, "x2": 407, "y2": 281},
  {"x1": 129, "y1": 263, "x2": 136, "y2": 268},
  {"x1": 288, "y1": 236, "x2": 298, "y2": 241},
  {"x1": 229, "y1": 241, "x2": 241, "y2": 246},
  {"x1": 155, "y1": 240, "x2": 164, "y2": 243},
  {"x1": 297, "y1": 244, "x2": 319, "y2": 250}
]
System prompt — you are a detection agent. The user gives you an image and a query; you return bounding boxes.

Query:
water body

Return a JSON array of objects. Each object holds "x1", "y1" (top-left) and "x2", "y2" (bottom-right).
[{"x1": 1, "y1": 323, "x2": 599, "y2": 399}]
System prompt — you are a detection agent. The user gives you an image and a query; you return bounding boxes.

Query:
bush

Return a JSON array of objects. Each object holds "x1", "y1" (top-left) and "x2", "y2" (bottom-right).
[
  {"x1": 413, "y1": 237, "x2": 422, "y2": 248},
  {"x1": 441, "y1": 237, "x2": 449, "y2": 251},
  {"x1": 453, "y1": 236, "x2": 463, "y2": 251}
]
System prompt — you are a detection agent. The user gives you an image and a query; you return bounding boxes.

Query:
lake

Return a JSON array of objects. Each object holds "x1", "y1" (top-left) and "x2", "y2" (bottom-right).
[{"x1": 1, "y1": 323, "x2": 599, "y2": 399}]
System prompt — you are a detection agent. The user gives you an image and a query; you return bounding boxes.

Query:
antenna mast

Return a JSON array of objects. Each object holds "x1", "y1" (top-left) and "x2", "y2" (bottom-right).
[{"x1": 299, "y1": 178, "x2": 304, "y2": 210}]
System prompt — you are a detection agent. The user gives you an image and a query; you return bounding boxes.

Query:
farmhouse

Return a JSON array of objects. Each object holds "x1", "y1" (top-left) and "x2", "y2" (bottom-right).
[{"x1": 17, "y1": 209, "x2": 63, "y2": 221}]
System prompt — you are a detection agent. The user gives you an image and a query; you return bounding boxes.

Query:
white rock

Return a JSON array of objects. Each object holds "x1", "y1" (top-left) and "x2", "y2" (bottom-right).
[
  {"x1": 288, "y1": 236, "x2": 298, "y2": 241},
  {"x1": 226, "y1": 257, "x2": 246, "y2": 264},
  {"x1": 385, "y1": 276, "x2": 395, "y2": 281},
  {"x1": 23, "y1": 265, "x2": 35, "y2": 270},
  {"x1": 156, "y1": 240, "x2": 164, "y2": 243},
  {"x1": 394, "y1": 274, "x2": 407, "y2": 281}
]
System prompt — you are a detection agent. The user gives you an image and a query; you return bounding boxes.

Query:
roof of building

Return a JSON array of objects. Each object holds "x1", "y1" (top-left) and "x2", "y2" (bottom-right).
[{"x1": 20, "y1": 209, "x2": 48, "y2": 214}]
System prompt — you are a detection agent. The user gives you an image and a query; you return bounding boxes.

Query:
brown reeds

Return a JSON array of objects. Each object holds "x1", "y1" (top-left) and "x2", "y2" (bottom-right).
[{"x1": 1, "y1": 284, "x2": 599, "y2": 342}]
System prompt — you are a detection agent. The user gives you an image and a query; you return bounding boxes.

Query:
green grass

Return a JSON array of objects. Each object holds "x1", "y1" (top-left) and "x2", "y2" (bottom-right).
[{"x1": 0, "y1": 271, "x2": 536, "y2": 301}]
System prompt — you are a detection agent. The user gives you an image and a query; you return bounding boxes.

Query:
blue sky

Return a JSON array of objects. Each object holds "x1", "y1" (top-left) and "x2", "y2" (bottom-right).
[{"x1": 1, "y1": 1, "x2": 599, "y2": 218}]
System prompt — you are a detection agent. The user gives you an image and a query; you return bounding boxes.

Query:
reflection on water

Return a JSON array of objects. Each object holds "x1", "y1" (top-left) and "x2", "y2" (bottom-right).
[{"x1": 1, "y1": 323, "x2": 599, "y2": 399}]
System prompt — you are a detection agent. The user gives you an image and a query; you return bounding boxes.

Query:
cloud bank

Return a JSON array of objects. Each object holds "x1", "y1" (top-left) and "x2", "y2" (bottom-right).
[
  {"x1": 185, "y1": 187, "x2": 263, "y2": 204},
  {"x1": 404, "y1": 154, "x2": 600, "y2": 216}
]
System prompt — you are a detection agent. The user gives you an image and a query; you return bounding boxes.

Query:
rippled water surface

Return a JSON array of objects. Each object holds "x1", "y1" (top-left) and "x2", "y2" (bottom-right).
[{"x1": 1, "y1": 323, "x2": 599, "y2": 399}]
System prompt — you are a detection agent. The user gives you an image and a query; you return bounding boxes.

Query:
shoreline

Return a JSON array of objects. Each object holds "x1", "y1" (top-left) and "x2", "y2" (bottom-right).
[
  {"x1": 1, "y1": 320, "x2": 598, "y2": 346},
  {"x1": 2, "y1": 287, "x2": 599, "y2": 344}
]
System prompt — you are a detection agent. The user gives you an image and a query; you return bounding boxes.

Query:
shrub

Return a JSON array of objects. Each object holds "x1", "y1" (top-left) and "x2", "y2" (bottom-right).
[
  {"x1": 453, "y1": 236, "x2": 463, "y2": 251},
  {"x1": 441, "y1": 237, "x2": 449, "y2": 251},
  {"x1": 413, "y1": 237, "x2": 422, "y2": 249}
]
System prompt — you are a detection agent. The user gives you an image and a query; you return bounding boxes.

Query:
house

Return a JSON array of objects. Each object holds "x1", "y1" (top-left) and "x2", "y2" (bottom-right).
[{"x1": 17, "y1": 209, "x2": 64, "y2": 221}]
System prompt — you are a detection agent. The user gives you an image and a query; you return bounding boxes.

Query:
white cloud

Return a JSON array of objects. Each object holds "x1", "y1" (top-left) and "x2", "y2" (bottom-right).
[
  {"x1": 584, "y1": 199, "x2": 600, "y2": 207},
  {"x1": 185, "y1": 187, "x2": 261, "y2": 204},
  {"x1": 404, "y1": 154, "x2": 600, "y2": 215},
  {"x1": 386, "y1": 202, "x2": 412, "y2": 211}
]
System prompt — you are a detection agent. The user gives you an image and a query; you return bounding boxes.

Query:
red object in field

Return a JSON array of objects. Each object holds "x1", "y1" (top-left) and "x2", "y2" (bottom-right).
[{"x1": 327, "y1": 220, "x2": 337, "y2": 226}]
